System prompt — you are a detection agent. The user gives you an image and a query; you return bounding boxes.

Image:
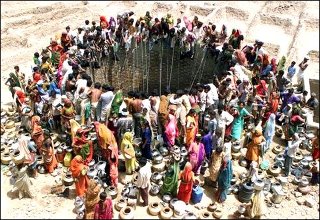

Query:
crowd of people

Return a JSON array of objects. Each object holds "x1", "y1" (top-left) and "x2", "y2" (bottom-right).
[{"x1": 3, "y1": 10, "x2": 320, "y2": 219}]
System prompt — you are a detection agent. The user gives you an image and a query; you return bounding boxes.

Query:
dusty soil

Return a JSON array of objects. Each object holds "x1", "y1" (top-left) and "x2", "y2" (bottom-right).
[{"x1": 1, "y1": 1, "x2": 319, "y2": 219}]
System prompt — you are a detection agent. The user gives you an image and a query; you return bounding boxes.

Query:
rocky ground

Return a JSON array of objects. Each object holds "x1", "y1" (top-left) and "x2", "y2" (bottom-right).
[{"x1": 1, "y1": 1, "x2": 319, "y2": 219}]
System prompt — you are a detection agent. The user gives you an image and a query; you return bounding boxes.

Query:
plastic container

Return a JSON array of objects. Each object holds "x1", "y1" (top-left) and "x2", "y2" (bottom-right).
[
  {"x1": 191, "y1": 183, "x2": 204, "y2": 204},
  {"x1": 64, "y1": 152, "x2": 72, "y2": 167}
]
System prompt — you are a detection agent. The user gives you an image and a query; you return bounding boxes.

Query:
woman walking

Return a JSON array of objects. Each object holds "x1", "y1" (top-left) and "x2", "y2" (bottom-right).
[
  {"x1": 263, "y1": 113, "x2": 276, "y2": 152},
  {"x1": 177, "y1": 162, "x2": 195, "y2": 204},
  {"x1": 216, "y1": 155, "x2": 233, "y2": 203}
]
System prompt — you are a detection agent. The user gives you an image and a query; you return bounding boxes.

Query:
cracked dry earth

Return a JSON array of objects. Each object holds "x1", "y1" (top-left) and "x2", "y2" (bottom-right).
[{"x1": 1, "y1": 1, "x2": 319, "y2": 219}]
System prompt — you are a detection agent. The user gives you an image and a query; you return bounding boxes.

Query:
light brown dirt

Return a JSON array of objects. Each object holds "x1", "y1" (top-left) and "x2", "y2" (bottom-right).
[{"x1": 1, "y1": 1, "x2": 319, "y2": 219}]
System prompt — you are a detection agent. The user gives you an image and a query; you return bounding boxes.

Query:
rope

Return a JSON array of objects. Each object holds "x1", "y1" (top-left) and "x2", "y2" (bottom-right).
[
  {"x1": 168, "y1": 44, "x2": 175, "y2": 89},
  {"x1": 159, "y1": 39, "x2": 164, "y2": 95},
  {"x1": 189, "y1": 46, "x2": 207, "y2": 90}
]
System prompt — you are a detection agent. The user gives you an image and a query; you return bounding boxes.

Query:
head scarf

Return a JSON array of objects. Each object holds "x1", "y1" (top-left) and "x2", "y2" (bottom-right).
[
  {"x1": 181, "y1": 162, "x2": 193, "y2": 182},
  {"x1": 256, "y1": 80, "x2": 267, "y2": 96},
  {"x1": 270, "y1": 58, "x2": 277, "y2": 72},
  {"x1": 70, "y1": 119, "x2": 81, "y2": 140},
  {"x1": 120, "y1": 132, "x2": 135, "y2": 158}
]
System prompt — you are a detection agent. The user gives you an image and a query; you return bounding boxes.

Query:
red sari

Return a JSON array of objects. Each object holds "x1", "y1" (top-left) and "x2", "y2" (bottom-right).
[
  {"x1": 70, "y1": 155, "x2": 89, "y2": 197},
  {"x1": 177, "y1": 162, "x2": 194, "y2": 204},
  {"x1": 42, "y1": 138, "x2": 58, "y2": 173},
  {"x1": 31, "y1": 116, "x2": 44, "y2": 153},
  {"x1": 94, "y1": 198, "x2": 113, "y2": 220},
  {"x1": 269, "y1": 91, "x2": 279, "y2": 113}
]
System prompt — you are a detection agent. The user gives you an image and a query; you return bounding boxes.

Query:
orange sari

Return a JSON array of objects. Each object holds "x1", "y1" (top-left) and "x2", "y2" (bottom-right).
[
  {"x1": 70, "y1": 155, "x2": 89, "y2": 197},
  {"x1": 246, "y1": 128, "x2": 264, "y2": 162},
  {"x1": 177, "y1": 162, "x2": 194, "y2": 204},
  {"x1": 31, "y1": 116, "x2": 44, "y2": 153},
  {"x1": 42, "y1": 138, "x2": 58, "y2": 173},
  {"x1": 186, "y1": 115, "x2": 197, "y2": 149}
]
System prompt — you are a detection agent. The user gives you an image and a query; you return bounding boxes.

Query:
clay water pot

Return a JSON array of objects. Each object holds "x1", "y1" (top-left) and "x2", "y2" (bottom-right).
[
  {"x1": 275, "y1": 128, "x2": 283, "y2": 137},
  {"x1": 119, "y1": 206, "x2": 134, "y2": 219},
  {"x1": 148, "y1": 202, "x2": 161, "y2": 216},
  {"x1": 294, "y1": 152, "x2": 303, "y2": 162},
  {"x1": 238, "y1": 204, "x2": 246, "y2": 214},
  {"x1": 115, "y1": 199, "x2": 127, "y2": 212},
  {"x1": 232, "y1": 141, "x2": 241, "y2": 153},
  {"x1": 13, "y1": 150, "x2": 25, "y2": 165},
  {"x1": 160, "y1": 207, "x2": 173, "y2": 219},
  {"x1": 1, "y1": 152, "x2": 11, "y2": 165},
  {"x1": 63, "y1": 173, "x2": 74, "y2": 186},
  {"x1": 152, "y1": 161, "x2": 166, "y2": 172},
  {"x1": 5, "y1": 120, "x2": 15, "y2": 129},
  {"x1": 253, "y1": 179, "x2": 265, "y2": 190},
  {"x1": 183, "y1": 212, "x2": 197, "y2": 219},
  {"x1": 207, "y1": 202, "x2": 217, "y2": 212},
  {"x1": 268, "y1": 165, "x2": 281, "y2": 177},
  {"x1": 299, "y1": 177, "x2": 309, "y2": 187},
  {"x1": 212, "y1": 209, "x2": 223, "y2": 219},
  {"x1": 173, "y1": 200, "x2": 186, "y2": 217},
  {"x1": 201, "y1": 211, "x2": 211, "y2": 219},
  {"x1": 272, "y1": 145, "x2": 282, "y2": 154},
  {"x1": 108, "y1": 186, "x2": 118, "y2": 199}
]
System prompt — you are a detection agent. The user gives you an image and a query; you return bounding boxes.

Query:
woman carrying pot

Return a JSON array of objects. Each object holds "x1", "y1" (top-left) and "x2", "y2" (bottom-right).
[
  {"x1": 41, "y1": 130, "x2": 58, "y2": 174},
  {"x1": 93, "y1": 191, "x2": 113, "y2": 219},
  {"x1": 121, "y1": 132, "x2": 139, "y2": 175},
  {"x1": 31, "y1": 115, "x2": 45, "y2": 154},
  {"x1": 72, "y1": 127, "x2": 94, "y2": 166},
  {"x1": 216, "y1": 155, "x2": 233, "y2": 203},
  {"x1": 177, "y1": 162, "x2": 195, "y2": 204},
  {"x1": 70, "y1": 155, "x2": 89, "y2": 197}
]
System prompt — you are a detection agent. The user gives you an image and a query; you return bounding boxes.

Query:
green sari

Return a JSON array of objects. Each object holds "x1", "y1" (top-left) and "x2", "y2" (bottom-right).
[
  {"x1": 160, "y1": 160, "x2": 180, "y2": 196},
  {"x1": 111, "y1": 90, "x2": 123, "y2": 116}
]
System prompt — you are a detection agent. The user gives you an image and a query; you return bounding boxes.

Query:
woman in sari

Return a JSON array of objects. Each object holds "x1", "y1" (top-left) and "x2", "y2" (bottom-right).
[
  {"x1": 94, "y1": 121, "x2": 119, "y2": 186},
  {"x1": 31, "y1": 115, "x2": 44, "y2": 154},
  {"x1": 85, "y1": 179, "x2": 102, "y2": 219},
  {"x1": 94, "y1": 192, "x2": 113, "y2": 220},
  {"x1": 269, "y1": 90, "x2": 280, "y2": 113},
  {"x1": 177, "y1": 162, "x2": 195, "y2": 204},
  {"x1": 246, "y1": 127, "x2": 265, "y2": 168},
  {"x1": 185, "y1": 109, "x2": 197, "y2": 149},
  {"x1": 5, "y1": 73, "x2": 21, "y2": 98},
  {"x1": 255, "y1": 80, "x2": 268, "y2": 99},
  {"x1": 13, "y1": 87, "x2": 26, "y2": 111},
  {"x1": 61, "y1": 99, "x2": 75, "y2": 131},
  {"x1": 72, "y1": 128, "x2": 93, "y2": 166},
  {"x1": 161, "y1": 155, "x2": 180, "y2": 196},
  {"x1": 41, "y1": 131, "x2": 58, "y2": 174},
  {"x1": 209, "y1": 147, "x2": 225, "y2": 187},
  {"x1": 47, "y1": 40, "x2": 64, "y2": 67},
  {"x1": 263, "y1": 113, "x2": 276, "y2": 153},
  {"x1": 70, "y1": 155, "x2": 89, "y2": 198},
  {"x1": 231, "y1": 101, "x2": 253, "y2": 141},
  {"x1": 216, "y1": 155, "x2": 233, "y2": 203},
  {"x1": 164, "y1": 106, "x2": 179, "y2": 150},
  {"x1": 111, "y1": 89, "x2": 123, "y2": 117},
  {"x1": 120, "y1": 132, "x2": 138, "y2": 175},
  {"x1": 234, "y1": 49, "x2": 248, "y2": 66},
  {"x1": 188, "y1": 134, "x2": 205, "y2": 175}
]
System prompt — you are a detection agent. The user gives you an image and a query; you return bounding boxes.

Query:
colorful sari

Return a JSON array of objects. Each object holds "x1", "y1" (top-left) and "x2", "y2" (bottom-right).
[
  {"x1": 70, "y1": 155, "x2": 89, "y2": 197},
  {"x1": 269, "y1": 91, "x2": 279, "y2": 113},
  {"x1": 231, "y1": 107, "x2": 250, "y2": 140},
  {"x1": 94, "y1": 198, "x2": 113, "y2": 220},
  {"x1": 161, "y1": 160, "x2": 180, "y2": 196},
  {"x1": 72, "y1": 128, "x2": 93, "y2": 165},
  {"x1": 186, "y1": 115, "x2": 197, "y2": 149},
  {"x1": 158, "y1": 95, "x2": 169, "y2": 129},
  {"x1": 41, "y1": 138, "x2": 58, "y2": 173},
  {"x1": 120, "y1": 132, "x2": 138, "y2": 175},
  {"x1": 209, "y1": 151, "x2": 225, "y2": 182},
  {"x1": 111, "y1": 89, "x2": 123, "y2": 116},
  {"x1": 246, "y1": 128, "x2": 264, "y2": 163},
  {"x1": 94, "y1": 122, "x2": 119, "y2": 186},
  {"x1": 177, "y1": 162, "x2": 194, "y2": 204},
  {"x1": 164, "y1": 114, "x2": 179, "y2": 149},
  {"x1": 31, "y1": 116, "x2": 44, "y2": 153},
  {"x1": 188, "y1": 141, "x2": 205, "y2": 174},
  {"x1": 85, "y1": 179, "x2": 102, "y2": 219},
  {"x1": 216, "y1": 158, "x2": 232, "y2": 203}
]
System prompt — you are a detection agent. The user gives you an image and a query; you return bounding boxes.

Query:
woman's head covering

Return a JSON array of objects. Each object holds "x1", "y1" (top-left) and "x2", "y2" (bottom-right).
[
  {"x1": 123, "y1": 132, "x2": 133, "y2": 143},
  {"x1": 181, "y1": 162, "x2": 193, "y2": 181}
]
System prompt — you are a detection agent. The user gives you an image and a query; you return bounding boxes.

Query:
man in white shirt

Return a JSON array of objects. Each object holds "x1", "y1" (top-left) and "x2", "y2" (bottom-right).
[
  {"x1": 284, "y1": 133, "x2": 301, "y2": 176},
  {"x1": 98, "y1": 85, "x2": 115, "y2": 122},
  {"x1": 136, "y1": 158, "x2": 152, "y2": 207},
  {"x1": 216, "y1": 106, "x2": 234, "y2": 142},
  {"x1": 48, "y1": 90, "x2": 62, "y2": 131}
]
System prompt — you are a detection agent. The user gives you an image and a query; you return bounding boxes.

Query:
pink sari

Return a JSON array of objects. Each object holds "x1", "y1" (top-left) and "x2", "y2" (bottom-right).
[
  {"x1": 165, "y1": 114, "x2": 179, "y2": 147},
  {"x1": 188, "y1": 141, "x2": 205, "y2": 174}
]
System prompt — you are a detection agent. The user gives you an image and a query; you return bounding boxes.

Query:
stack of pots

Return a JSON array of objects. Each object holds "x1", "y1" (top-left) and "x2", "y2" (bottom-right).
[
  {"x1": 74, "y1": 196, "x2": 85, "y2": 219},
  {"x1": 12, "y1": 149, "x2": 25, "y2": 165},
  {"x1": 151, "y1": 150, "x2": 165, "y2": 172},
  {"x1": 238, "y1": 181, "x2": 254, "y2": 203}
]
